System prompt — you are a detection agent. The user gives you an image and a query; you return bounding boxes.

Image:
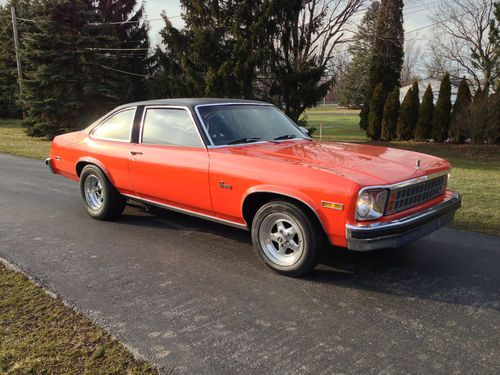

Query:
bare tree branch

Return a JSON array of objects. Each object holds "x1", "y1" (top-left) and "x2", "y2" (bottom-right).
[{"x1": 429, "y1": 0, "x2": 496, "y2": 91}]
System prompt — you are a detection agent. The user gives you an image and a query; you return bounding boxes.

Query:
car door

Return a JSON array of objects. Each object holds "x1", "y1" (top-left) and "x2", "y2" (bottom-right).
[
  {"x1": 87, "y1": 107, "x2": 136, "y2": 194},
  {"x1": 128, "y1": 106, "x2": 213, "y2": 214}
]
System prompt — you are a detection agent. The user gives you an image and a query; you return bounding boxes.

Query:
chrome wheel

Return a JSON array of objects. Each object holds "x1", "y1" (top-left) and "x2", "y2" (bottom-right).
[
  {"x1": 258, "y1": 213, "x2": 304, "y2": 267},
  {"x1": 84, "y1": 175, "x2": 104, "y2": 210}
]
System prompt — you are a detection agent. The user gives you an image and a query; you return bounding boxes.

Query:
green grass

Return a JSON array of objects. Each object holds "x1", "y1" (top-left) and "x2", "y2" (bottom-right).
[
  {"x1": 302, "y1": 108, "x2": 367, "y2": 142},
  {"x1": 0, "y1": 119, "x2": 51, "y2": 159},
  {"x1": 0, "y1": 264, "x2": 157, "y2": 374}
]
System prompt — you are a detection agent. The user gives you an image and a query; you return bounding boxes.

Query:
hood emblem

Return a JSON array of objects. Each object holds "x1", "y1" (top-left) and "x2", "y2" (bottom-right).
[{"x1": 415, "y1": 159, "x2": 421, "y2": 169}]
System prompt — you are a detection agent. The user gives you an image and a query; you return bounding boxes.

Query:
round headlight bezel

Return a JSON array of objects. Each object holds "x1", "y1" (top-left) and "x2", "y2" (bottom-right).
[{"x1": 356, "y1": 188, "x2": 389, "y2": 221}]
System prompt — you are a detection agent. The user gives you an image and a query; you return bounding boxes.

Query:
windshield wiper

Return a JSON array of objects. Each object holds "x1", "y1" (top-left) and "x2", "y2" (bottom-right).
[
  {"x1": 227, "y1": 137, "x2": 261, "y2": 145},
  {"x1": 273, "y1": 134, "x2": 297, "y2": 141}
]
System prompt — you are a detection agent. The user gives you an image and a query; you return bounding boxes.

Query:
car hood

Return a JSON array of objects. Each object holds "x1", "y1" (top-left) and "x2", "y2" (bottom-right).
[{"x1": 224, "y1": 140, "x2": 450, "y2": 186}]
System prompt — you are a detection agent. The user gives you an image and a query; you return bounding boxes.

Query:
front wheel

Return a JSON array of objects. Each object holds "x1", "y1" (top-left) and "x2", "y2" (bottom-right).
[
  {"x1": 79, "y1": 165, "x2": 125, "y2": 220},
  {"x1": 251, "y1": 200, "x2": 323, "y2": 277}
]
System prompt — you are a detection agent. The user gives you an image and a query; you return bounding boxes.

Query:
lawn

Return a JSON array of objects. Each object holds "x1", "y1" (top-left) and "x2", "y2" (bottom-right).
[
  {"x1": 0, "y1": 119, "x2": 51, "y2": 159},
  {"x1": 0, "y1": 264, "x2": 156, "y2": 374},
  {"x1": 1, "y1": 117, "x2": 499, "y2": 236}
]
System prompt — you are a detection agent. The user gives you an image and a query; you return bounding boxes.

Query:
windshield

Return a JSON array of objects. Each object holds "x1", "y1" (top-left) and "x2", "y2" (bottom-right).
[{"x1": 197, "y1": 104, "x2": 308, "y2": 146}]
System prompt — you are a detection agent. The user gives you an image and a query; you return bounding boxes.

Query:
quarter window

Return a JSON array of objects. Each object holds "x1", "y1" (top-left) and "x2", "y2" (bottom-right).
[
  {"x1": 92, "y1": 109, "x2": 135, "y2": 141},
  {"x1": 142, "y1": 108, "x2": 203, "y2": 148}
]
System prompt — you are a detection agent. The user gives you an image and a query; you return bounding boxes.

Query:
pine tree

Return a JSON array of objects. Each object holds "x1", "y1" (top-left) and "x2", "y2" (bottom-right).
[
  {"x1": 22, "y1": 0, "x2": 119, "y2": 137},
  {"x1": 432, "y1": 73, "x2": 452, "y2": 142},
  {"x1": 361, "y1": 0, "x2": 404, "y2": 128},
  {"x1": 415, "y1": 84, "x2": 434, "y2": 141},
  {"x1": 367, "y1": 83, "x2": 386, "y2": 140},
  {"x1": 339, "y1": 1, "x2": 380, "y2": 111},
  {"x1": 91, "y1": 0, "x2": 151, "y2": 102},
  {"x1": 449, "y1": 78, "x2": 472, "y2": 143},
  {"x1": 380, "y1": 87, "x2": 400, "y2": 141},
  {"x1": 397, "y1": 81, "x2": 419, "y2": 140},
  {"x1": 0, "y1": 1, "x2": 32, "y2": 117}
]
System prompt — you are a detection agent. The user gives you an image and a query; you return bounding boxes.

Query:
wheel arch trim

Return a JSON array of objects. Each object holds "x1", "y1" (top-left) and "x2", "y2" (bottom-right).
[
  {"x1": 75, "y1": 157, "x2": 114, "y2": 184},
  {"x1": 241, "y1": 186, "x2": 330, "y2": 240}
]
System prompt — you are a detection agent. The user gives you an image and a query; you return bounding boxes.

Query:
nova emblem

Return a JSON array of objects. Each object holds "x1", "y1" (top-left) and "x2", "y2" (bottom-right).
[
  {"x1": 219, "y1": 181, "x2": 233, "y2": 190},
  {"x1": 415, "y1": 159, "x2": 421, "y2": 169}
]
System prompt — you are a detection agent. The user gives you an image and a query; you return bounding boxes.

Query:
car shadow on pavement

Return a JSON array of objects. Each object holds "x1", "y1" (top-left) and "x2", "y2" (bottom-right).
[{"x1": 119, "y1": 203, "x2": 499, "y2": 310}]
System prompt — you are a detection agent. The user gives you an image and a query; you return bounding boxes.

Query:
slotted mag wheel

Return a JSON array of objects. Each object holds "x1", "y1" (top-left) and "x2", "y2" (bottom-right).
[{"x1": 258, "y1": 212, "x2": 305, "y2": 266}]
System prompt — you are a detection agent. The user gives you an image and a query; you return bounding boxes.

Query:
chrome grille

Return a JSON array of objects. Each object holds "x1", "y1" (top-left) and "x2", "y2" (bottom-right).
[{"x1": 386, "y1": 175, "x2": 447, "y2": 214}]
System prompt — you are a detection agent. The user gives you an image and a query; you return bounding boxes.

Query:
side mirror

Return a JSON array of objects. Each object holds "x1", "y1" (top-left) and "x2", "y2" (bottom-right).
[{"x1": 299, "y1": 126, "x2": 310, "y2": 136}]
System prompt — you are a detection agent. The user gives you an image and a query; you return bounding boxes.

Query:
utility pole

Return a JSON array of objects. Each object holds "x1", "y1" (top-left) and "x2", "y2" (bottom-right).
[{"x1": 11, "y1": 6, "x2": 23, "y2": 96}]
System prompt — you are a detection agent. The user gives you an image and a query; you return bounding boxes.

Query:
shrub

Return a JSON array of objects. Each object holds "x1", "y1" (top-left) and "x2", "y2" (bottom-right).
[
  {"x1": 432, "y1": 73, "x2": 452, "y2": 142},
  {"x1": 380, "y1": 87, "x2": 400, "y2": 141},
  {"x1": 449, "y1": 78, "x2": 472, "y2": 143},
  {"x1": 367, "y1": 83, "x2": 387, "y2": 140},
  {"x1": 397, "y1": 80, "x2": 419, "y2": 140},
  {"x1": 415, "y1": 84, "x2": 434, "y2": 141}
]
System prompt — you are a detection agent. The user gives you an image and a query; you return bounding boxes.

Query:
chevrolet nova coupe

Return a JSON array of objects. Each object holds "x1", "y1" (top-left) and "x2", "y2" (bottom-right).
[{"x1": 46, "y1": 99, "x2": 461, "y2": 276}]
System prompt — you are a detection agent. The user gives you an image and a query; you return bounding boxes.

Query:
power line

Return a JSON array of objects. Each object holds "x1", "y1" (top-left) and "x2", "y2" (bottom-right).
[
  {"x1": 98, "y1": 63, "x2": 149, "y2": 78},
  {"x1": 89, "y1": 15, "x2": 181, "y2": 26},
  {"x1": 0, "y1": 21, "x2": 11, "y2": 37},
  {"x1": 14, "y1": 16, "x2": 36, "y2": 23},
  {"x1": 84, "y1": 47, "x2": 149, "y2": 51}
]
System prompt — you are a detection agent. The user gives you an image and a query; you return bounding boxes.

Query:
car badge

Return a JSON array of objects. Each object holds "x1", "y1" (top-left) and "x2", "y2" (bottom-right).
[{"x1": 415, "y1": 159, "x2": 421, "y2": 169}]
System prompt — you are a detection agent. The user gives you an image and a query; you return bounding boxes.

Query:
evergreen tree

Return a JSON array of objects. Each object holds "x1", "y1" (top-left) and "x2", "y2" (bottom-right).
[
  {"x1": 91, "y1": 0, "x2": 151, "y2": 102},
  {"x1": 449, "y1": 78, "x2": 472, "y2": 143},
  {"x1": 338, "y1": 1, "x2": 380, "y2": 111},
  {"x1": 380, "y1": 86, "x2": 400, "y2": 141},
  {"x1": 0, "y1": 1, "x2": 32, "y2": 117},
  {"x1": 359, "y1": 105, "x2": 369, "y2": 131},
  {"x1": 415, "y1": 84, "x2": 434, "y2": 141},
  {"x1": 367, "y1": 83, "x2": 386, "y2": 140},
  {"x1": 22, "y1": 0, "x2": 119, "y2": 137},
  {"x1": 397, "y1": 81, "x2": 419, "y2": 140},
  {"x1": 152, "y1": 0, "x2": 255, "y2": 99},
  {"x1": 432, "y1": 73, "x2": 452, "y2": 142},
  {"x1": 361, "y1": 0, "x2": 404, "y2": 128},
  {"x1": 487, "y1": 92, "x2": 500, "y2": 143}
]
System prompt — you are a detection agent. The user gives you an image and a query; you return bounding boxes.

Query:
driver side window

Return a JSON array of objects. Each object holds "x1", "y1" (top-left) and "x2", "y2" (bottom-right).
[{"x1": 142, "y1": 108, "x2": 203, "y2": 148}]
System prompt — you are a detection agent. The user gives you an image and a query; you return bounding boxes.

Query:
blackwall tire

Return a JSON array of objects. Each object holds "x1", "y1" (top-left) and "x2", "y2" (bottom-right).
[
  {"x1": 251, "y1": 200, "x2": 323, "y2": 277},
  {"x1": 79, "y1": 165, "x2": 125, "y2": 220}
]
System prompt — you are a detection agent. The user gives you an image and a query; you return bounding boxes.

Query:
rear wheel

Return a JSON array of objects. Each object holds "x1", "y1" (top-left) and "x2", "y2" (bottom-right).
[
  {"x1": 79, "y1": 165, "x2": 125, "y2": 220},
  {"x1": 251, "y1": 200, "x2": 323, "y2": 277}
]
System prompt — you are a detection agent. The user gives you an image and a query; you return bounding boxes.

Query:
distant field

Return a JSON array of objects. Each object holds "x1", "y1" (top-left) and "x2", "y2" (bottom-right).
[{"x1": 303, "y1": 106, "x2": 367, "y2": 142}]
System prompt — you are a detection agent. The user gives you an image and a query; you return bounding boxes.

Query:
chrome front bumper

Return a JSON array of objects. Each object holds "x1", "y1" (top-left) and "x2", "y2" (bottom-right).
[{"x1": 346, "y1": 192, "x2": 461, "y2": 251}]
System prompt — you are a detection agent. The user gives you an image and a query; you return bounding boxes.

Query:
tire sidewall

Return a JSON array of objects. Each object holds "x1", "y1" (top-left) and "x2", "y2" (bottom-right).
[
  {"x1": 251, "y1": 201, "x2": 320, "y2": 276},
  {"x1": 79, "y1": 166, "x2": 112, "y2": 220}
]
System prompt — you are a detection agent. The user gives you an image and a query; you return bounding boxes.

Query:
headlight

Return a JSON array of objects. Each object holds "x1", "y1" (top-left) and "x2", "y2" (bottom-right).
[{"x1": 356, "y1": 189, "x2": 389, "y2": 221}]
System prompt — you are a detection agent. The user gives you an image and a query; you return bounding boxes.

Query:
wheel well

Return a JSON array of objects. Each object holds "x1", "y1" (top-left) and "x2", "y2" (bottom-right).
[
  {"x1": 242, "y1": 192, "x2": 325, "y2": 234},
  {"x1": 76, "y1": 161, "x2": 106, "y2": 178},
  {"x1": 75, "y1": 161, "x2": 91, "y2": 177}
]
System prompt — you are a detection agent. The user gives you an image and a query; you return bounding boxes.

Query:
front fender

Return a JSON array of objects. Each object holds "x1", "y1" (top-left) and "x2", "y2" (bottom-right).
[{"x1": 241, "y1": 184, "x2": 329, "y2": 235}]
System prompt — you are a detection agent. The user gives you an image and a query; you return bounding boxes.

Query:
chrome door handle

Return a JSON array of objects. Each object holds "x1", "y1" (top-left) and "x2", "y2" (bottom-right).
[{"x1": 130, "y1": 151, "x2": 143, "y2": 155}]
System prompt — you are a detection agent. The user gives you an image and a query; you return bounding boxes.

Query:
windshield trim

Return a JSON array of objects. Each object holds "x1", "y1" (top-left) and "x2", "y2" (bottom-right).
[{"x1": 193, "y1": 102, "x2": 309, "y2": 148}]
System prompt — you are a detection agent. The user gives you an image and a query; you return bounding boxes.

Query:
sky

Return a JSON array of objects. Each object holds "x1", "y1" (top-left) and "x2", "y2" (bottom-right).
[
  {"x1": 1, "y1": 0, "x2": 435, "y2": 47},
  {"x1": 144, "y1": 0, "x2": 435, "y2": 45}
]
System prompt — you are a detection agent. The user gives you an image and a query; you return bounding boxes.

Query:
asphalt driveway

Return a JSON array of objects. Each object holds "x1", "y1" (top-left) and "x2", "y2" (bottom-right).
[{"x1": 0, "y1": 153, "x2": 499, "y2": 374}]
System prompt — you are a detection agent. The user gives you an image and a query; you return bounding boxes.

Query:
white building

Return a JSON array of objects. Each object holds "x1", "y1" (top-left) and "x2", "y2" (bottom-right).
[{"x1": 399, "y1": 78, "x2": 461, "y2": 103}]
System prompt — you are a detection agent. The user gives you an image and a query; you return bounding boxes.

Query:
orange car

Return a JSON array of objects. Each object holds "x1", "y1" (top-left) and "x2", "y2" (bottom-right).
[{"x1": 46, "y1": 99, "x2": 461, "y2": 276}]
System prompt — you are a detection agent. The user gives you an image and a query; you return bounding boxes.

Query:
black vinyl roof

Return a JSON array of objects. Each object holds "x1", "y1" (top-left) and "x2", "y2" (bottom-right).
[{"x1": 117, "y1": 98, "x2": 268, "y2": 110}]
